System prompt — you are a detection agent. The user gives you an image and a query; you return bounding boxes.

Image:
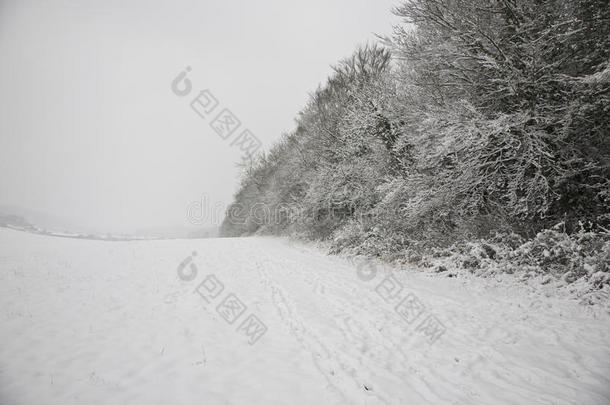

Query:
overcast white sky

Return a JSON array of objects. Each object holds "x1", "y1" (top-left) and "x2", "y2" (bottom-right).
[{"x1": 0, "y1": 0, "x2": 401, "y2": 234}]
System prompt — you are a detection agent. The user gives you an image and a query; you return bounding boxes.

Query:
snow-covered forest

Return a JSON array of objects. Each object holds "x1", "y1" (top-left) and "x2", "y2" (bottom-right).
[{"x1": 221, "y1": 0, "x2": 610, "y2": 294}]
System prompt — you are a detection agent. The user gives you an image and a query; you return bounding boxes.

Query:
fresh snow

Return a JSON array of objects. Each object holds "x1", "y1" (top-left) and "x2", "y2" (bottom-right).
[{"x1": 1, "y1": 228, "x2": 609, "y2": 404}]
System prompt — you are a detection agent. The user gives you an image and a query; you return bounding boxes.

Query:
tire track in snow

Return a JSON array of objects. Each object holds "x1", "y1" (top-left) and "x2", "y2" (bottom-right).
[{"x1": 255, "y1": 261, "x2": 394, "y2": 404}]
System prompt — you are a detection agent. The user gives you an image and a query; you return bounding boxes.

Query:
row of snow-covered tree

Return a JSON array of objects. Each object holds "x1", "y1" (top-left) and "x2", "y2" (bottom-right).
[{"x1": 221, "y1": 0, "x2": 609, "y2": 254}]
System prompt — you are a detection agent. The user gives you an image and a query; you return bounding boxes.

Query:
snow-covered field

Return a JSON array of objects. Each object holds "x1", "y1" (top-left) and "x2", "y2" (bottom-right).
[{"x1": 1, "y1": 227, "x2": 609, "y2": 405}]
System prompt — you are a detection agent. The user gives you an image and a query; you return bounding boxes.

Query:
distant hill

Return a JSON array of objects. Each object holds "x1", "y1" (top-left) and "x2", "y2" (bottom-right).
[
  {"x1": 0, "y1": 212, "x2": 35, "y2": 230},
  {"x1": 0, "y1": 208, "x2": 218, "y2": 241}
]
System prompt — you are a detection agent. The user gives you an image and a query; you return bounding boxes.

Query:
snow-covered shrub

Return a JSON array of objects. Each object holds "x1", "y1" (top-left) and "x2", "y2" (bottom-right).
[
  {"x1": 508, "y1": 227, "x2": 609, "y2": 280},
  {"x1": 411, "y1": 227, "x2": 609, "y2": 289}
]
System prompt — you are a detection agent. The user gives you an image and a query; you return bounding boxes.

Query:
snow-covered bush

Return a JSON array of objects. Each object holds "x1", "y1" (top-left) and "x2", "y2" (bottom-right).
[{"x1": 414, "y1": 227, "x2": 609, "y2": 291}]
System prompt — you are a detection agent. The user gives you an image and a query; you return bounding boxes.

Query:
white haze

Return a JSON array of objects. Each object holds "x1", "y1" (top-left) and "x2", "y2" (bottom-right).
[{"x1": 0, "y1": 0, "x2": 400, "y2": 234}]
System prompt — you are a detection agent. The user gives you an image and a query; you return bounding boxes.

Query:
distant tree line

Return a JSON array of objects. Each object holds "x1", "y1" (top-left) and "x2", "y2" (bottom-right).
[{"x1": 220, "y1": 0, "x2": 609, "y2": 253}]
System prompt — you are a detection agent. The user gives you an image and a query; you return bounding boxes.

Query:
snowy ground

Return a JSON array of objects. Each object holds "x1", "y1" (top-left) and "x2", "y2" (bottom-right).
[{"x1": 1, "y1": 228, "x2": 609, "y2": 405}]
